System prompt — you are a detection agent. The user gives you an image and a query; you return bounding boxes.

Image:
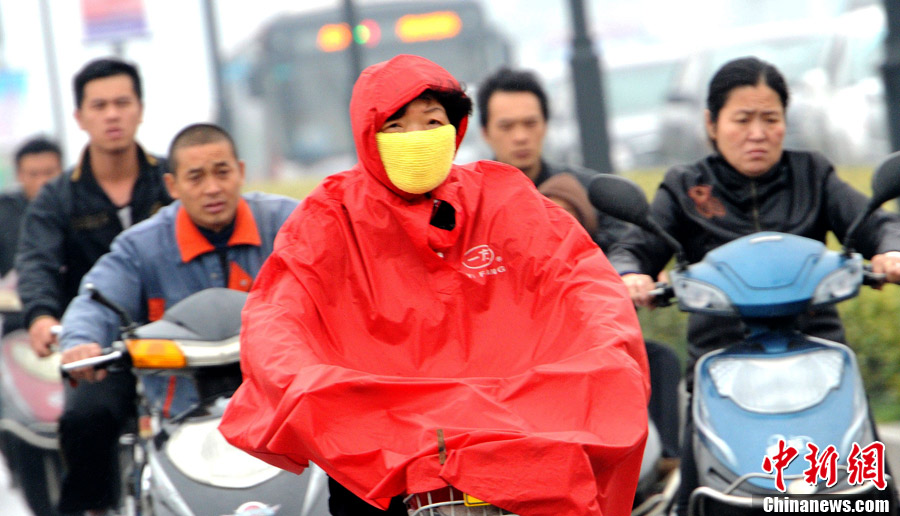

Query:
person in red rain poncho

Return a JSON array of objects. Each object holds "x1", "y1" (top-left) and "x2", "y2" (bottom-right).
[{"x1": 219, "y1": 54, "x2": 650, "y2": 516}]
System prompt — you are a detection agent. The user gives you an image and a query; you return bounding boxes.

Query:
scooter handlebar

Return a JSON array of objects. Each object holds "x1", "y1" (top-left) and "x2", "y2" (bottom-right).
[
  {"x1": 59, "y1": 349, "x2": 126, "y2": 378},
  {"x1": 648, "y1": 282, "x2": 675, "y2": 308},
  {"x1": 862, "y1": 265, "x2": 887, "y2": 288}
]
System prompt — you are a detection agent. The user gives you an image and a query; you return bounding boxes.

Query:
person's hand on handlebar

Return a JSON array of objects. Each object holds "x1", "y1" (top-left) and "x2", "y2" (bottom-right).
[
  {"x1": 870, "y1": 251, "x2": 900, "y2": 285},
  {"x1": 28, "y1": 316, "x2": 60, "y2": 357},
  {"x1": 61, "y1": 343, "x2": 107, "y2": 385},
  {"x1": 621, "y1": 273, "x2": 657, "y2": 308}
]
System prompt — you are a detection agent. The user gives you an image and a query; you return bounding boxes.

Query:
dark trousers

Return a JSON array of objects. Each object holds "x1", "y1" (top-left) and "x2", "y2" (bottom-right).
[
  {"x1": 57, "y1": 370, "x2": 136, "y2": 513},
  {"x1": 328, "y1": 477, "x2": 407, "y2": 516},
  {"x1": 645, "y1": 339, "x2": 682, "y2": 458},
  {"x1": 674, "y1": 409, "x2": 697, "y2": 515}
]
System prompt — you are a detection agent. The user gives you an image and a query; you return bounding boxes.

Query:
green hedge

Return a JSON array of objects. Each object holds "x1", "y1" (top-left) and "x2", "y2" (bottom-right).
[{"x1": 249, "y1": 165, "x2": 900, "y2": 420}]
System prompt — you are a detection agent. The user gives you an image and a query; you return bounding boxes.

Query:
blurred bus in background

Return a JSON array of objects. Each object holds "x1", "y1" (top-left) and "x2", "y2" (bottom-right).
[{"x1": 224, "y1": 0, "x2": 510, "y2": 180}]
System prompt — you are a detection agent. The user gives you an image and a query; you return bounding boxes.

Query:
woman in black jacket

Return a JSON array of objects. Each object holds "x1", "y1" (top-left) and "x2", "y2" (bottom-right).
[
  {"x1": 607, "y1": 56, "x2": 900, "y2": 514},
  {"x1": 610, "y1": 56, "x2": 900, "y2": 359}
]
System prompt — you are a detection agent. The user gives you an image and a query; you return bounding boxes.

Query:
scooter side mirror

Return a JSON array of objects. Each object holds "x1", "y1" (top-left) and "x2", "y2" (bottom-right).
[
  {"x1": 870, "y1": 151, "x2": 900, "y2": 208},
  {"x1": 85, "y1": 283, "x2": 137, "y2": 334},
  {"x1": 844, "y1": 151, "x2": 900, "y2": 253},
  {"x1": 587, "y1": 173, "x2": 651, "y2": 227},
  {"x1": 588, "y1": 173, "x2": 687, "y2": 267}
]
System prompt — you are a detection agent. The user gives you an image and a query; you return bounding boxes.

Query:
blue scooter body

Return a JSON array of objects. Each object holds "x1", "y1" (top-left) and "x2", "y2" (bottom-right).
[
  {"x1": 693, "y1": 337, "x2": 870, "y2": 493},
  {"x1": 670, "y1": 232, "x2": 888, "y2": 509},
  {"x1": 672, "y1": 232, "x2": 860, "y2": 318}
]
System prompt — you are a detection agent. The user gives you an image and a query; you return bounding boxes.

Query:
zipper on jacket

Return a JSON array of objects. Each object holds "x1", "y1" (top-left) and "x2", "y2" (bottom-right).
[{"x1": 750, "y1": 180, "x2": 761, "y2": 231}]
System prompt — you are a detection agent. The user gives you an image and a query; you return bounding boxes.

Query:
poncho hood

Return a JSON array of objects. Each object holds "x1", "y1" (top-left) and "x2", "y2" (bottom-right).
[
  {"x1": 220, "y1": 55, "x2": 650, "y2": 516},
  {"x1": 351, "y1": 54, "x2": 469, "y2": 199}
]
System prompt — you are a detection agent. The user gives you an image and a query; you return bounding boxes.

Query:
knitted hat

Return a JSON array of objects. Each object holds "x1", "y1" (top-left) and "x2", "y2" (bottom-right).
[{"x1": 537, "y1": 173, "x2": 598, "y2": 234}]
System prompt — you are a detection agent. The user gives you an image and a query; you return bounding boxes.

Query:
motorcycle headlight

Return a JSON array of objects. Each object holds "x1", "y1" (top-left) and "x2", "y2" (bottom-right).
[
  {"x1": 811, "y1": 261, "x2": 862, "y2": 306},
  {"x1": 675, "y1": 277, "x2": 735, "y2": 314},
  {"x1": 165, "y1": 418, "x2": 281, "y2": 488},
  {"x1": 708, "y1": 349, "x2": 844, "y2": 413}
]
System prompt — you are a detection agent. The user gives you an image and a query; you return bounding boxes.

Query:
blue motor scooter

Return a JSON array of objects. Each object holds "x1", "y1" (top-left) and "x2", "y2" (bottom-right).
[{"x1": 588, "y1": 153, "x2": 900, "y2": 515}]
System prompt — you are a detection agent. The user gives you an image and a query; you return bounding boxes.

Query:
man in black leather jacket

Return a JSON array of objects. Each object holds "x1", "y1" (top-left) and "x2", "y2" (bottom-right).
[
  {"x1": 16, "y1": 58, "x2": 172, "y2": 362},
  {"x1": 15, "y1": 58, "x2": 172, "y2": 516}
]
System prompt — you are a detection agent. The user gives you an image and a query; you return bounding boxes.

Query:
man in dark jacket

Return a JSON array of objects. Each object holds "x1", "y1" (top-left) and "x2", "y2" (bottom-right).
[
  {"x1": 0, "y1": 137, "x2": 63, "y2": 334},
  {"x1": 477, "y1": 67, "x2": 628, "y2": 250},
  {"x1": 15, "y1": 58, "x2": 171, "y2": 361},
  {"x1": 478, "y1": 67, "x2": 682, "y2": 461},
  {"x1": 1, "y1": 137, "x2": 63, "y2": 278}
]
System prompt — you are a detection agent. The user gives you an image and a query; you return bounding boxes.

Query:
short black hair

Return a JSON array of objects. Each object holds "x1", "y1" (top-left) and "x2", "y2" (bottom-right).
[
  {"x1": 707, "y1": 56, "x2": 789, "y2": 123},
  {"x1": 386, "y1": 89, "x2": 473, "y2": 133},
  {"x1": 167, "y1": 123, "x2": 238, "y2": 174},
  {"x1": 14, "y1": 136, "x2": 62, "y2": 170},
  {"x1": 477, "y1": 68, "x2": 549, "y2": 128},
  {"x1": 73, "y1": 58, "x2": 142, "y2": 108}
]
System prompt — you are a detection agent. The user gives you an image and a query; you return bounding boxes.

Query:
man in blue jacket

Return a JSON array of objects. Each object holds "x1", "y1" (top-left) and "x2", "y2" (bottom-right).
[{"x1": 57, "y1": 123, "x2": 298, "y2": 515}]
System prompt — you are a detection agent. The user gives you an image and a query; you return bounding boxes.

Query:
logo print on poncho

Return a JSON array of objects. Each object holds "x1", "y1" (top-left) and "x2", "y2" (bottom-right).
[{"x1": 463, "y1": 245, "x2": 495, "y2": 269}]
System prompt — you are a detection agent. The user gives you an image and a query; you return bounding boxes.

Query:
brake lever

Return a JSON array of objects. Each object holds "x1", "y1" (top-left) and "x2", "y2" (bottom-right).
[
  {"x1": 59, "y1": 349, "x2": 126, "y2": 379},
  {"x1": 49, "y1": 325, "x2": 63, "y2": 354},
  {"x1": 862, "y1": 264, "x2": 887, "y2": 288},
  {"x1": 648, "y1": 282, "x2": 675, "y2": 308}
]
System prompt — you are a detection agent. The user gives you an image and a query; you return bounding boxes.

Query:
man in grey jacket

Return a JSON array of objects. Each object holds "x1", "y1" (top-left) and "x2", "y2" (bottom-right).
[{"x1": 57, "y1": 123, "x2": 297, "y2": 515}]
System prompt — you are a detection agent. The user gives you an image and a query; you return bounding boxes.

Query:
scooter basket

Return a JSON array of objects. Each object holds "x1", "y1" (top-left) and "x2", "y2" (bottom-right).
[{"x1": 405, "y1": 486, "x2": 517, "y2": 516}]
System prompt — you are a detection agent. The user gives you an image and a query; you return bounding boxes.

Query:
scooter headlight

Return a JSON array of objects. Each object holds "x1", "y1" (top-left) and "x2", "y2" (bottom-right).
[
  {"x1": 675, "y1": 277, "x2": 735, "y2": 314},
  {"x1": 707, "y1": 349, "x2": 844, "y2": 413},
  {"x1": 811, "y1": 261, "x2": 862, "y2": 306},
  {"x1": 165, "y1": 418, "x2": 281, "y2": 488}
]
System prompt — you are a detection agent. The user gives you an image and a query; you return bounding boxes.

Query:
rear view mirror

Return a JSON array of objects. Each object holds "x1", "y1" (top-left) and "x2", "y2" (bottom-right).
[
  {"x1": 588, "y1": 174, "x2": 687, "y2": 267},
  {"x1": 843, "y1": 151, "x2": 900, "y2": 253},
  {"x1": 587, "y1": 174, "x2": 651, "y2": 227},
  {"x1": 870, "y1": 151, "x2": 900, "y2": 208}
]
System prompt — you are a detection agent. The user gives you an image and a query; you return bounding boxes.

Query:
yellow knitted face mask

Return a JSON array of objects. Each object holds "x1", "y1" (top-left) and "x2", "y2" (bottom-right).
[{"x1": 375, "y1": 124, "x2": 456, "y2": 194}]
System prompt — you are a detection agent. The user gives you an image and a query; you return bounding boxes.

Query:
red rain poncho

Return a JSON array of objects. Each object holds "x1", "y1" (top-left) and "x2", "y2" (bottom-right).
[{"x1": 220, "y1": 55, "x2": 650, "y2": 516}]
